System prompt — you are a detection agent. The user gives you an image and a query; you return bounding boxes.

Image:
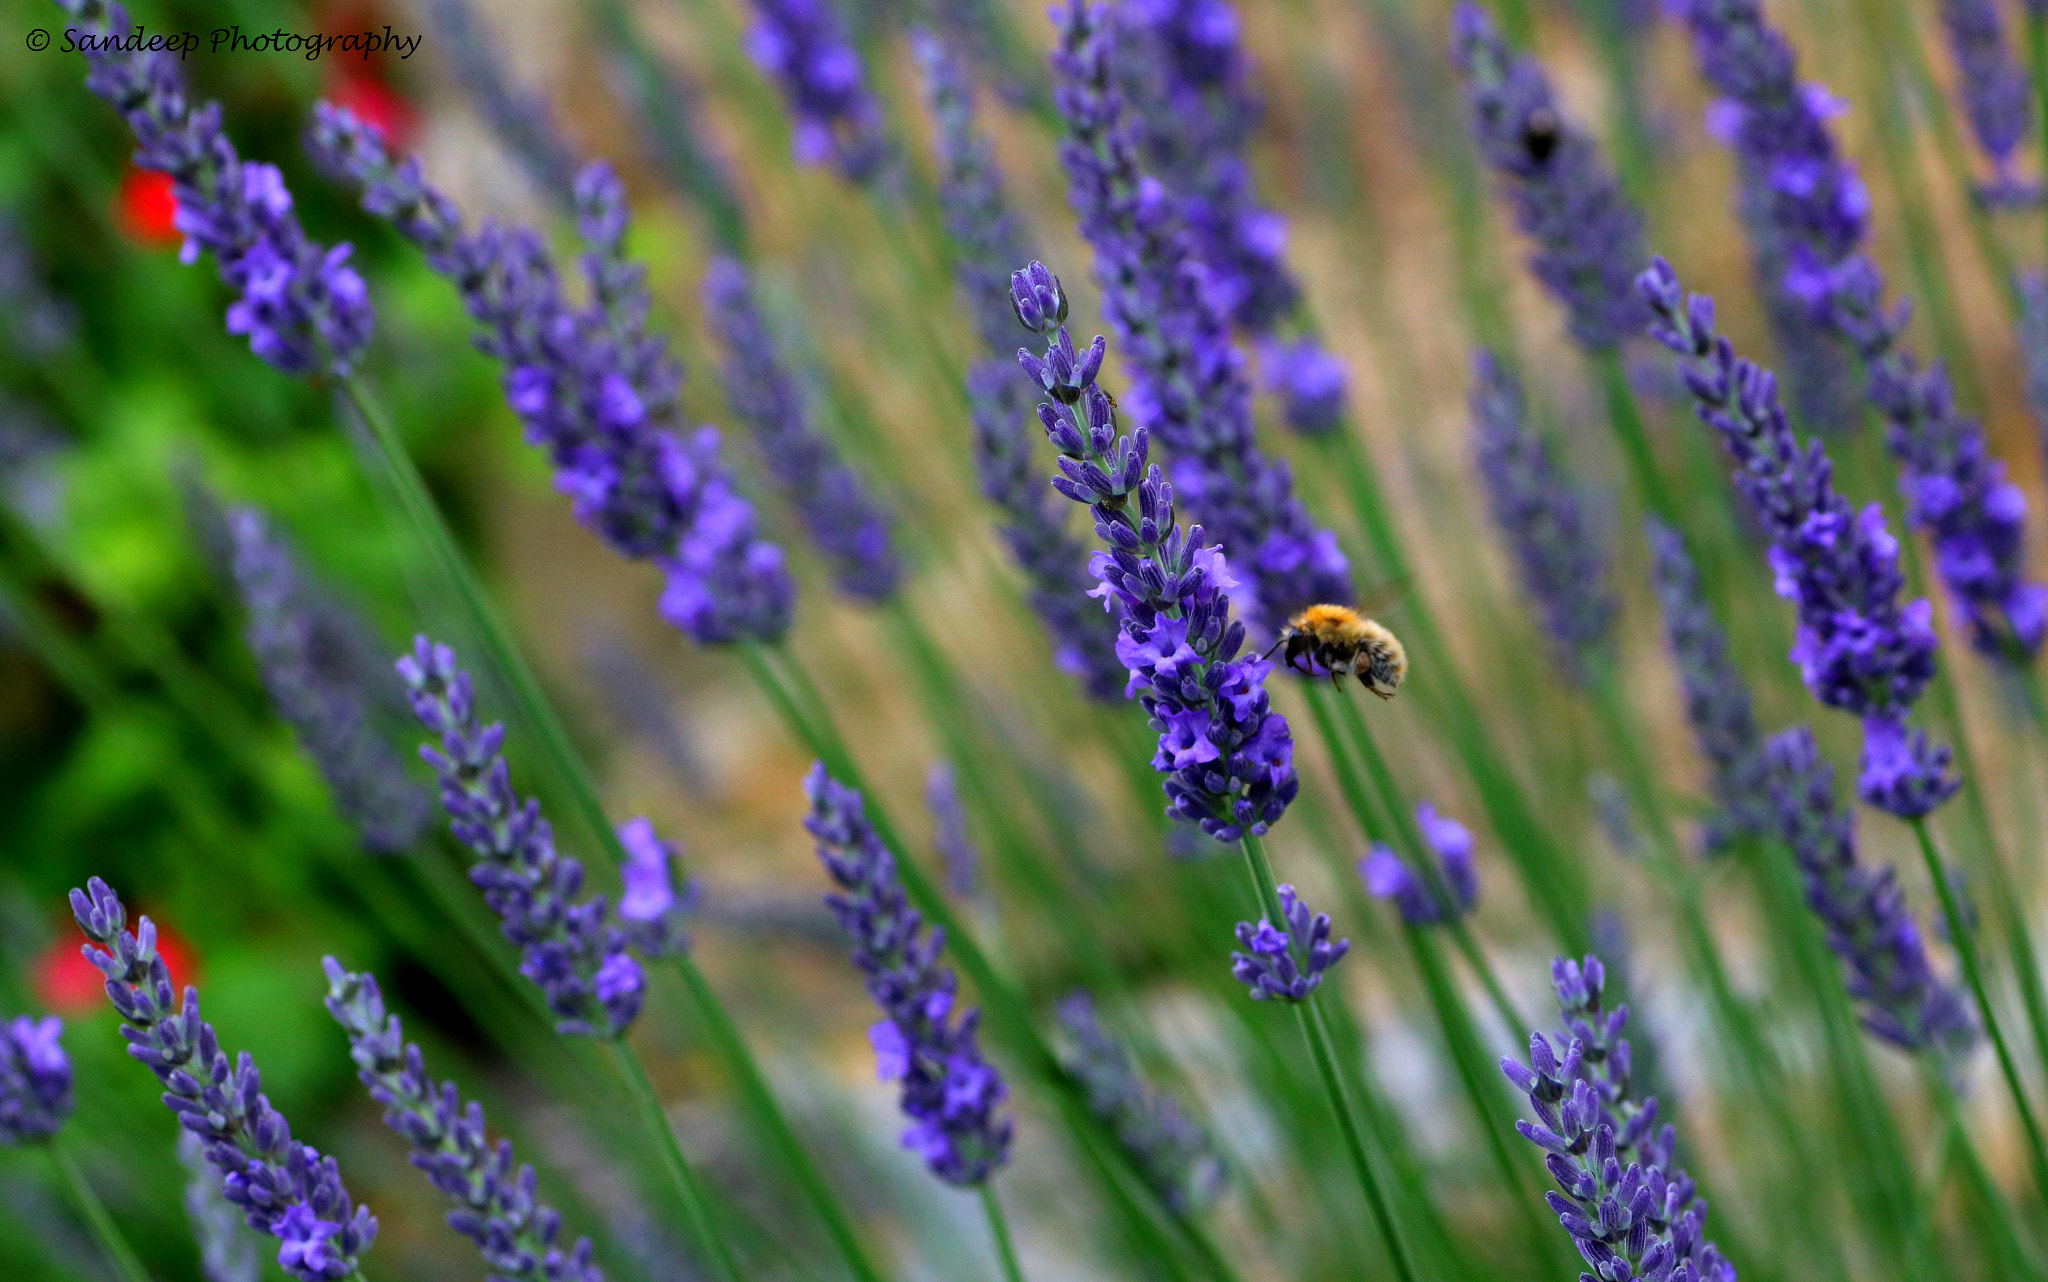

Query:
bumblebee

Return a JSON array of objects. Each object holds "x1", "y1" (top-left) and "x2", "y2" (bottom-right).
[{"x1": 1263, "y1": 604, "x2": 1408, "y2": 699}]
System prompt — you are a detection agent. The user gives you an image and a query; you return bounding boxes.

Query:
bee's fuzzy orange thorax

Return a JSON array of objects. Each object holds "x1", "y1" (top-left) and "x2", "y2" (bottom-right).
[{"x1": 1293, "y1": 604, "x2": 1370, "y2": 644}]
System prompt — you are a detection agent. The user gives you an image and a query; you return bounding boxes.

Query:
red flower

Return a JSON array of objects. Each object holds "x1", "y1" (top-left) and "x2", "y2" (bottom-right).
[
  {"x1": 117, "y1": 167, "x2": 181, "y2": 248},
  {"x1": 327, "y1": 73, "x2": 416, "y2": 151},
  {"x1": 35, "y1": 912, "x2": 196, "y2": 1016}
]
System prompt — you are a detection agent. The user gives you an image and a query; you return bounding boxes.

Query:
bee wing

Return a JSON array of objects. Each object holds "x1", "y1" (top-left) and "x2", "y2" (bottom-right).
[{"x1": 1355, "y1": 574, "x2": 1412, "y2": 617}]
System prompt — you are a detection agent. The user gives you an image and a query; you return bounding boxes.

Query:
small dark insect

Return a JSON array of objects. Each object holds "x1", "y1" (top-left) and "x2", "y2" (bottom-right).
[
  {"x1": 1262, "y1": 604, "x2": 1408, "y2": 699},
  {"x1": 1100, "y1": 387, "x2": 1118, "y2": 415},
  {"x1": 1521, "y1": 107, "x2": 1560, "y2": 164}
]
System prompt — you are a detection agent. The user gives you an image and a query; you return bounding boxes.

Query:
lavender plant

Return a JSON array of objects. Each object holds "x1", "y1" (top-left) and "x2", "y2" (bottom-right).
[
  {"x1": 69, "y1": 878, "x2": 378, "y2": 1281},
  {"x1": 744, "y1": 0, "x2": 890, "y2": 182},
  {"x1": 1501, "y1": 955, "x2": 1735, "y2": 1282},
  {"x1": 1361, "y1": 802, "x2": 1481, "y2": 925},
  {"x1": 1012, "y1": 261, "x2": 1300, "y2": 840},
  {"x1": 1231, "y1": 884, "x2": 1349, "y2": 1001},
  {"x1": 1055, "y1": 991, "x2": 1226, "y2": 1214},
  {"x1": 926, "y1": 761, "x2": 982, "y2": 899},
  {"x1": 0, "y1": 1015, "x2": 71, "y2": 1145},
  {"x1": 614, "y1": 817, "x2": 700, "y2": 958},
  {"x1": 181, "y1": 1131, "x2": 262, "y2": 1282},
  {"x1": 1935, "y1": 0, "x2": 2034, "y2": 196},
  {"x1": 323, "y1": 960, "x2": 606, "y2": 1282}
]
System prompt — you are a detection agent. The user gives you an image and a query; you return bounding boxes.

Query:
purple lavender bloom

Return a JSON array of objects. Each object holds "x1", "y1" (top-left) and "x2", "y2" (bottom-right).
[
  {"x1": 745, "y1": 0, "x2": 890, "y2": 182},
  {"x1": 1501, "y1": 956, "x2": 1735, "y2": 1282},
  {"x1": 397, "y1": 637, "x2": 645, "y2": 1037},
  {"x1": 614, "y1": 817, "x2": 699, "y2": 959},
  {"x1": 1231, "y1": 884, "x2": 1348, "y2": 1001},
  {"x1": 1470, "y1": 351, "x2": 1618, "y2": 676},
  {"x1": 1360, "y1": 802, "x2": 1481, "y2": 925},
  {"x1": 1055, "y1": 991, "x2": 1226, "y2": 1214},
  {"x1": 420, "y1": 0, "x2": 582, "y2": 206},
  {"x1": 703, "y1": 256, "x2": 899, "y2": 602},
  {"x1": 1014, "y1": 262, "x2": 1300, "y2": 839},
  {"x1": 1261, "y1": 338, "x2": 1349, "y2": 437},
  {"x1": 309, "y1": 110, "x2": 794, "y2": 646},
  {"x1": 805, "y1": 763, "x2": 1013, "y2": 1186},
  {"x1": 0, "y1": 1015, "x2": 72, "y2": 1145},
  {"x1": 1639, "y1": 259, "x2": 1958, "y2": 818},
  {"x1": 2021, "y1": 272, "x2": 2048, "y2": 478},
  {"x1": 69, "y1": 878, "x2": 378, "y2": 1281},
  {"x1": 323, "y1": 960, "x2": 604, "y2": 1282},
  {"x1": 180, "y1": 1131, "x2": 262, "y2": 1282},
  {"x1": 1451, "y1": 3, "x2": 1650, "y2": 350},
  {"x1": 926, "y1": 762, "x2": 982, "y2": 900},
  {"x1": 227, "y1": 507, "x2": 432, "y2": 854},
  {"x1": 1937, "y1": 0, "x2": 2033, "y2": 181},
  {"x1": 1049, "y1": 3, "x2": 1351, "y2": 635},
  {"x1": 1762, "y1": 728, "x2": 1976, "y2": 1057},
  {"x1": 58, "y1": 1, "x2": 372, "y2": 376},
  {"x1": 1646, "y1": 517, "x2": 1772, "y2": 853},
  {"x1": 0, "y1": 216, "x2": 77, "y2": 359}
]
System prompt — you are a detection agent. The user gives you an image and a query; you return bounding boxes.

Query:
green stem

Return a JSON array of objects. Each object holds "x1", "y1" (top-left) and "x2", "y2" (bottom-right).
[
  {"x1": 1910, "y1": 817, "x2": 2048, "y2": 1205},
  {"x1": 1923, "y1": 1062, "x2": 2045, "y2": 1278},
  {"x1": 979, "y1": 1184, "x2": 1029, "y2": 1282},
  {"x1": 50, "y1": 1140, "x2": 154, "y2": 1282},
  {"x1": 609, "y1": 1040, "x2": 743, "y2": 1282},
  {"x1": 1597, "y1": 351, "x2": 1677, "y2": 524}
]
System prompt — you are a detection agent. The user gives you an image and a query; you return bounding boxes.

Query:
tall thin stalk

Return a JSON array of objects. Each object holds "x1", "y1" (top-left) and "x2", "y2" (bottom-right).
[
  {"x1": 980, "y1": 1185, "x2": 1030, "y2": 1282},
  {"x1": 49, "y1": 1140, "x2": 154, "y2": 1282},
  {"x1": 609, "y1": 1041, "x2": 743, "y2": 1282}
]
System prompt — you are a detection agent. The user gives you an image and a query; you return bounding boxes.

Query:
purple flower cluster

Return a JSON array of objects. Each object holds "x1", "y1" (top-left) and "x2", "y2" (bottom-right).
[
  {"x1": 1470, "y1": 350, "x2": 1618, "y2": 677},
  {"x1": 1231, "y1": 884, "x2": 1349, "y2": 1002},
  {"x1": 615, "y1": 817, "x2": 699, "y2": 959},
  {"x1": 1501, "y1": 955, "x2": 1734, "y2": 1282},
  {"x1": 1451, "y1": 3, "x2": 1650, "y2": 350},
  {"x1": 1055, "y1": 991, "x2": 1227, "y2": 1214},
  {"x1": 1645, "y1": 517, "x2": 1772, "y2": 853},
  {"x1": 1936, "y1": 0, "x2": 2033, "y2": 185},
  {"x1": 69, "y1": 878, "x2": 377, "y2": 1281},
  {"x1": 1639, "y1": 260, "x2": 1958, "y2": 819},
  {"x1": 227, "y1": 507, "x2": 431, "y2": 854},
  {"x1": 180, "y1": 1130, "x2": 262, "y2": 1282},
  {"x1": 702, "y1": 256, "x2": 899, "y2": 602},
  {"x1": 926, "y1": 762, "x2": 982, "y2": 899},
  {"x1": 1014, "y1": 262, "x2": 1299, "y2": 839},
  {"x1": 918, "y1": 33, "x2": 1127, "y2": 700},
  {"x1": 398, "y1": 637, "x2": 646, "y2": 1037},
  {"x1": 308, "y1": 111, "x2": 794, "y2": 646},
  {"x1": 744, "y1": 0, "x2": 889, "y2": 182},
  {"x1": 1049, "y1": 1, "x2": 1350, "y2": 634},
  {"x1": 1762, "y1": 728, "x2": 1976, "y2": 1056},
  {"x1": 0, "y1": 1015, "x2": 72, "y2": 1144},
  {"x1": 1261, "y1": 337, "x2": 1349, "y2": 437},
  {"x1": 323, "y1": 960, "x2": 604, "y2": 1282},
  {"x1": 1361, "y1": 802, "x2": 1481, "y2": 926},
  {"x1": 420, "y1": 0, "x2": 581, "y2": 206},
  {"x1": 59, "y1": 0, "x2": 371, "y2": 376},
  {"x1": 804, "y1": 763, "x2": 1012, "y2": 1186}
]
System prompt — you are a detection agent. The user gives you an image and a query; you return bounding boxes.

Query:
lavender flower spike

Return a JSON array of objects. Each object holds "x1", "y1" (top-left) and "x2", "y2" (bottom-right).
[
  {"x1": 1451, "y1": 3, "x2": 1649, "y2": 350},
  {"x1": 57, "y1": 0, "x2": 372, "y2": 376},
  {"x1": 181, "y1": 1131, "x2": 263, "y2": 1282},
  {"x1": 308, "y1": 110, "x2": 794, "y2": 647},
  {"x1": 1014, "y1": 262, "x2": 1300, "y2": 839},
  {"x1": 1638, "y1": 259, "x2": 1958, "y2": 818},
  {"x1": 1938, "y1": 0, "x2": 2034, "y2": 189},
  {"x1": 1232, "y1": 884, "x2": 1349, "y2": 1001},
  {"x1": 1500, "y1": 954, "x2": 1735, "y2": 1282},
  {"x1": 398, "y1": 636, "x2": 646, "y2": 1037},
  {"x1": 1470, "y1": 350, "x2": 1617, "y2": 676},
  {"x1": 227, "y1": 507, "x2": 431, "y2": 853},
  {"x1": 745, "y1": 0, "x2": 890, "y2": 182},
  {"x1": 1056, "y1": 991, "x2": 1226, "y2": 1214},
  {"x1": 69, "y1": 877, "x2": 377, "y2": 1281},
  {"x1": 1763, "y1": 728, "x2": 1976, "y2": 1057},
  {"x1": 0, "y1": 1014, "x2": 72, "y2": 1144},
  {"x1": 926, "y1": 762, "x2": 982, "y2": 900},
  {"x1": 1361, "y1": 802, "x2": 1481, "y2": 925},
  {"x1": 1645, "y1": 517, "x2": 1771, "y2": 853},
  {"x1": 806, "y1": 763, "x2": 1013, "y2": 1185},
  {"x1": 703, "y1": 257, "x2": 899, "y2": 602},
  {"x1": 324, "y1": 960, "x2": 604, "y2": 1281},
  {"x1": 615, "y1": 817, "x2": 699, "y2": 959}
]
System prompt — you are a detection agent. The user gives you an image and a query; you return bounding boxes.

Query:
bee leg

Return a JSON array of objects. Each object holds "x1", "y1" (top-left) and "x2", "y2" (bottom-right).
[{"x1": 1329, "y1": 669, "x2": 1344, "y2": 693}]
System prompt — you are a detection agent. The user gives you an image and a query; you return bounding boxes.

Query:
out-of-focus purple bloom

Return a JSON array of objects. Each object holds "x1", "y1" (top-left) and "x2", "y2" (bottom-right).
[
  {"x1": 1451, "y1": 3, "x2": 1650, "y2": 350},
  {"x1": 1762, "y1": 728, "x2": 1976, "y2": 1057},
  {"x1": 926, "y1": 762, "x2": 982, "y2": 900},
  {"x1": 1586, "y1": 911, "x2": 1670, "y2": 1107},
  {"x1": 1500, "y1": 955, "x2": 1735, "y2": 1282},
  {"x1": 1055, "y1": 991, "x2": 1226, "y2": 1214},
  {"x1": 703, "y1": 256, "x2": 899, "y2": 602},
  {"x1": 1470, "y1": 351, "x2": 1617, "y2": 676},
  {"x1": 324, "y1": 961, "x2": 604, "y2": 1282},
  {"x1": 1049, "y1": 3, "x2": 1350, "y2": 634},
  {"x1": 309, "y1": 111, "x2": 794, "y2": 646},
  {"x1": 614, "y1": 817, "x2": 699, "y2": 959},
  {"x1": 397, "y1": 637, "x2": 645, "y2": 1037},
  {"x1": 1645, "y1": 517, "x2": 1772, "y2": 853},
  {"x1": 0, "y1": 217, "x2": 77, "y2": 359},
  {"x1": 0, "y1": 1015, "x2": 71, "y2": 1145},
  {"x1": 1232, "y1": 884, "x2": 1348, "y2": 1001},
  {"x1": 1639, "y1": 260, "x2": 1958, "y2": 818},
  {"x1": 1014, "y1": 263, "x2": 1300, "y2": 839},
  {"x1": 805, "y1": 763, "x2": 1012, "y2": 1186},
  {"x1": 1261, "y1": 338, "x2": 1349, "y2": 437},
  {"x1": 59, "y1": 1, "x2": 372, "y2": 376},
  {"x1": 69, "y1": 878, "x2": 377, "y2": 1282},
  {"x1": 1361, "y1": 801, "x2": 1481, "y2": 925},
  {"x1": 420, "y1": 0, "x2": 581, "y2": 206},
  {"x1": 2021, "y1": 273, "x2": 2048, "y2": 479},
  {"x1": 180, "y1": 1131, "x2": 263, "y2": 1282},
  {"x1": 1937, "y1": 0, "x2": 2033, "y2": 179},
  {"x1": 745, "y1": 0, "x2": 890, "y2": 182},
  {"x1": 227, "y1": 507, "x2": 431, "y2": 854}
]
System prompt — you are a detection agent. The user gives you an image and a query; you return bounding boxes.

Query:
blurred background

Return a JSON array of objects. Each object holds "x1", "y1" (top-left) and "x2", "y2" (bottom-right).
[{"x1": 4, "y1": 0, "x2": 2048, "y2": 1277}]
